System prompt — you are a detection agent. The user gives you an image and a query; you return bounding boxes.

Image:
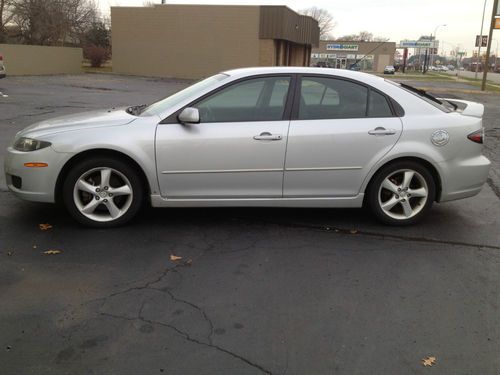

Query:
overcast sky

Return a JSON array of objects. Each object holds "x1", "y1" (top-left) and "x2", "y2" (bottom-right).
[{"x1": 98, "y1": 0, "x2": 499, "y2": 56}]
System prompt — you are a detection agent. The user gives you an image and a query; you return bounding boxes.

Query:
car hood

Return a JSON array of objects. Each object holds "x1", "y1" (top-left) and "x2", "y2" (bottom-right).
[{"x1": 18, "y1": 108, "x2": 137, "y2": 139}]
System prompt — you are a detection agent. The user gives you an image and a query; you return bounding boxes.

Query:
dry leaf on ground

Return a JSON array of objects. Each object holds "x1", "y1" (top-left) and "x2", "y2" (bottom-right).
[
  {"x1": 170, "y1": 254, "x2": 183, "y2": 261},
  {"x1": 184, "y1": 259, "x2": 193, "y2": 266},
  {"x1": 39, "y1": 223, "x2": 53, "y2": 230},
  {"x1": 422, "y1": 356, "x2": 437, "y2": 367},
  {"x1": 7, "y1": 251, "x2": 13, "y2": 256},
  {"x1": 43, "y1": 250, "x2": 62, "y2": 255},
  {"x1": 349, "y1": 229, "x2": 358, "y2": 234}
]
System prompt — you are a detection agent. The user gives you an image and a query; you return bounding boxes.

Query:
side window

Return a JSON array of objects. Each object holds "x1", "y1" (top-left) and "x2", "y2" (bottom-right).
[
  {"x1": 299, "y1": 77, "x2": 368, "y2": 120},
  {"x1": 195, "y1": 76, "x2": 291, "y2": 123},
  {"x1": 368, "y1": 90, "x2": 393, "y2": 117}
]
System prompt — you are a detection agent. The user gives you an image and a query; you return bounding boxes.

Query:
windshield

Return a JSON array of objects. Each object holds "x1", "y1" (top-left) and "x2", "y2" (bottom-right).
[
  {"x1": 140, "y1": 73, "x2": 229, "y2": 116},
  {"x1": 385, "y1": 80, "x2": 452, "y2": 113}
]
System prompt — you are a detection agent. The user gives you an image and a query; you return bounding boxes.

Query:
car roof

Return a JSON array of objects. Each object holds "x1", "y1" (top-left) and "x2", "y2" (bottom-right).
[{"x1": 222, "y1": 66, "x2": 386, "y2": 85}]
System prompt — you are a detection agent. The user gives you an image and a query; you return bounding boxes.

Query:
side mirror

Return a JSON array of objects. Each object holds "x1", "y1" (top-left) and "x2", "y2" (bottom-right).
[{"x1": 178, "y1": 107, "x2": 200, "y2": 124}]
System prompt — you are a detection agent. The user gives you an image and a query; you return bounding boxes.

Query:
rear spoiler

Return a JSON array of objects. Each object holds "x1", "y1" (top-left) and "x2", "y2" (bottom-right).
[{"x1": 440, "y1": 98, "x2": 484, "y2": 118}]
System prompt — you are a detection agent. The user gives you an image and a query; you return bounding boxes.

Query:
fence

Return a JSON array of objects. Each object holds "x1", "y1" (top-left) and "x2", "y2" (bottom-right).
[{"x1": 0, "y1": 44, "x2": 82, "y2": 75}]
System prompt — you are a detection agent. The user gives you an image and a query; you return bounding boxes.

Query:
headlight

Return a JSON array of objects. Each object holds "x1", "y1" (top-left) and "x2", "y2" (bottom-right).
[{"x1": 13, "y1": 137, "x2": 52, "y2": 152}]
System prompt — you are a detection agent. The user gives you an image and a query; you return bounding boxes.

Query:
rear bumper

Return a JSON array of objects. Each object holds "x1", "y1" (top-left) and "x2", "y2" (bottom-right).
[{"x1": 438, "y1": 155, "x2": 491, "y2": 202}]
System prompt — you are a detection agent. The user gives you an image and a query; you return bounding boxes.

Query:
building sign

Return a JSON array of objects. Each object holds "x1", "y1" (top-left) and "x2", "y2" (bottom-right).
[
  {"x1": 326, "y1": 44, "x2": 359, "y2": 51},
  {"x1": 475, "y1": 35, "x2": 488, "y2": 47},
  {"x1": 311, "y1": 53, "x2": 337, "y2": 59},
  {"x1": 399, "y1": 40, "x2": 433, "y2": 48},
  {"x1": 495, "y1": 18, "x2": 500, "y2": 30}
]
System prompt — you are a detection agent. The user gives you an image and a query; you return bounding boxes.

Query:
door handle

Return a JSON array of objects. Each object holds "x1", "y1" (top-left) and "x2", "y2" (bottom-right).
[
  {"x1": 368, "y1": 127, "x2": 397, "y2": 136},
  {"x1": 253, "y1": 132, "x2": 282, "y2": 141}
]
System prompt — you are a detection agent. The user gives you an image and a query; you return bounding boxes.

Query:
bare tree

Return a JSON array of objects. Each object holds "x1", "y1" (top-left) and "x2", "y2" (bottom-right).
[
  {"x1": 11, "y1": 0, "x2": 98, "y2": 46},
  {"x1": 299, "y1": 7, "x2": 335, "y2": 40},
  {"x1": 0, "y1": 0, "x2": 14, "y2": 42},
  {"x1": 335, "y1": 31, "x2": 387, "y2": 42}
]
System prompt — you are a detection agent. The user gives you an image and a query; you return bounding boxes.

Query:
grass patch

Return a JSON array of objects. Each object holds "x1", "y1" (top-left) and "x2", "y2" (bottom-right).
[{"x1": 376, "y1": 72, "x2": 454, "y2": 82}]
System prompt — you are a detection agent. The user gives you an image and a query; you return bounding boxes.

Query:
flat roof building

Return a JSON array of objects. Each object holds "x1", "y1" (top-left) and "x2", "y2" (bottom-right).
[
  {"x1": 111, "y1": 5, "x2": 319, "y2": 79},
  {"x1": 311, "y1": 41, "x2": 396, "y2": 73}
]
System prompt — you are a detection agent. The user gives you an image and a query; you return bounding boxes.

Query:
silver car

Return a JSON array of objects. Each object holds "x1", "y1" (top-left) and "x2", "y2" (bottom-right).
[{"x1": 4, "y1": 67, "x2": 490, "y2": 227}]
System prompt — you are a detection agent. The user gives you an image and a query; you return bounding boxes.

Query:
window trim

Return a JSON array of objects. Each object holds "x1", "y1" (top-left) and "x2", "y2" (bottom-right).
[
  {"x1": 291, "y1": 74, "x2": 404, "y2": 121},
  {"x1": 160, "y1": 74, "x2": 297, "y2": 124}
]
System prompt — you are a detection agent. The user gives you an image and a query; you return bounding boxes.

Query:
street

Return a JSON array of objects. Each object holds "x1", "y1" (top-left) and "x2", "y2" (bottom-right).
[{"x1": 1, "y1": 74, "x2": 499, "y2": 375}]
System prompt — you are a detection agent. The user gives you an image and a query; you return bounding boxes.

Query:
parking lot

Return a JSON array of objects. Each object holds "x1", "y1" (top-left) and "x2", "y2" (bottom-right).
[{"x1": 1, "y1": 74, "x2": 499, "y2": 374}]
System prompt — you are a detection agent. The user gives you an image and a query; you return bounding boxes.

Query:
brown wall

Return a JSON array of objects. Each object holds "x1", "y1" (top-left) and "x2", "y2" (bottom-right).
[
  {"x1": 112, "y1": 5, "x2": 261, "y2": 79},
  {"x1": 0, "y1": 44, "x2": 82, "y2": 75}
]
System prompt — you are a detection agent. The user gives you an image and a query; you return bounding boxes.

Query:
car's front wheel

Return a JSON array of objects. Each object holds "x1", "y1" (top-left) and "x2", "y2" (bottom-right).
[
  {"x1": 62, "y1": 157, "x2": 144, "y2": 227},
  {"x1": 368, "y1": 161, "x2": 436, "y2": 225}
]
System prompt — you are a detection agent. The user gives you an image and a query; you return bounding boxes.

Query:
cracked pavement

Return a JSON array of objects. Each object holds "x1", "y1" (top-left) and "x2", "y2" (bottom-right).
[{"x1": 0, "y1": 74, "x2": 499, "y2": 374}]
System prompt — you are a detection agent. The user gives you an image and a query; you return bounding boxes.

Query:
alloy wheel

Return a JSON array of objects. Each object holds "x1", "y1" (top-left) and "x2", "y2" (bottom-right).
[
  {"x1": 377, "y1": 169, "x2": 429, "y2": 220},
  {"x1": 73, "y1": 167, "x2": 133, "y2": 222}
]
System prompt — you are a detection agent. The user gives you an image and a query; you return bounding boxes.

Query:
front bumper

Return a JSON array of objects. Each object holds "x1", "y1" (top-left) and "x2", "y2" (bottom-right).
[{"x1": 4, "y1": 146, "x2": 70, "y2": 203}]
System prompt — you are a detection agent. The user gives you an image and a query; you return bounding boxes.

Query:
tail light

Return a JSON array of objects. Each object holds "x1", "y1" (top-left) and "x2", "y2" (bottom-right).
[
  {"x1": 467, "y1": 129, "x2": 484, "y2": 144},
  {"x1": 0, "y1": 54, "x2": 3, "y2": 61}
]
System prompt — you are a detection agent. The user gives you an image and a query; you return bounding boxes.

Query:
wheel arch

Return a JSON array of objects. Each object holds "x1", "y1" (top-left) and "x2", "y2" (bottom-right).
[
  {"x1": 54, "y1": 148, "x2": 151, "y2": 205},
  {"x1": 363, "y1": 156, "x2": 442, "y2": 205}
]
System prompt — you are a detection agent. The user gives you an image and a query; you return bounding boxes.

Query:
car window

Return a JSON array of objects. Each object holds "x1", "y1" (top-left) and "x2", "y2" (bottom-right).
[
  {"x1": 196, "y1": 76, "x2": 291, "y2": 123},
  {"x1": 141, "y1": 73, "x2": 229, "y2": 117},
  {"x1": 299, "y1": 77, "x2": 367, "y2": 120},
  {"x1": 368, "y1": 90, "x2": 393, "y2": 117}
]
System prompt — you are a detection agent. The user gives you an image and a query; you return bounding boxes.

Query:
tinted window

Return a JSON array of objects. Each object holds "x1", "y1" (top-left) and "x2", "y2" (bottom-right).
[
  {"x1": 299, "y1": 77, "x2": 368, "y2": 120},
  {"x1": 368, "y1": 90, "x2": 393, "y2": 117},
  {"x1": 196, "y1": 77, "x2": 291, "y2": 123}
]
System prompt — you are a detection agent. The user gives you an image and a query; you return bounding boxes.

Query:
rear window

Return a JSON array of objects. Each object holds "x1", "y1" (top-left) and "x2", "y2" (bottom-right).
[{"x1": 385, "y1": 80, "x2": 452, "y2": 113}]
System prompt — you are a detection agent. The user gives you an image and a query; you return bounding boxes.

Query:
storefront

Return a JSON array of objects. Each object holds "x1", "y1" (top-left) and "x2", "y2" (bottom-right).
[{"x1": 311, "y1": 41, "x2": 396, "y2": 73}]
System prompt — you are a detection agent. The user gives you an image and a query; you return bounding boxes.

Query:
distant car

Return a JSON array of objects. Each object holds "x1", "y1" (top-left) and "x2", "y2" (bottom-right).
[
  {"x1": 5, "y1": 67, "x2": 491, "y2": 227},
  {"x1": 349, "y1": 64, "x2": 361, "y2": 71},
  {"x1": 447, "y1": 65, "x2": 455, "y2": 71},
  {"x1": 383, "y1": 65, "x2": 395, "y2": 74},
  {"x1": 0, "y1": 53, "x2": 5, "y2": 79}
]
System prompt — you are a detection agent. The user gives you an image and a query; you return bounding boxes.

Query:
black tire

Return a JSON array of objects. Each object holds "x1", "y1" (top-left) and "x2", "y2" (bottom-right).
[
  {"x1": 367, "y1": 161, "x2": 436, "y2": 226},
  {"x1": 62, "y1": 157, "x2": 144, "y2": 228}
]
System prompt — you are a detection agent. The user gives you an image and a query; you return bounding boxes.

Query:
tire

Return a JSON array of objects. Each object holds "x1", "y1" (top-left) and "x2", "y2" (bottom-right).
[
  {"x1": 367, "y1": 161, "x2": 436, "y2": 226},
  {"x1": 62, "y1": 157, "x2": 144, "y2": 228}
]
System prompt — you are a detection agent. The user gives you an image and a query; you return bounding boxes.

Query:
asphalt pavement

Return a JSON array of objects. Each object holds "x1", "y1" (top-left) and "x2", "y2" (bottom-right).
[{"x1": 0, "y1": 74, "x2": 499, "y2": 375}]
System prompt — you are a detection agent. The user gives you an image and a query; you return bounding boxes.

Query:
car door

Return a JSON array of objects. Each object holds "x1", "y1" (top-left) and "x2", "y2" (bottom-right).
[
  {"x1": 156, "y1": 75, "x2": 293, "y2": 199},
  {"x1": 283, "y1": 75, "x2": 403, "y2": 197}
]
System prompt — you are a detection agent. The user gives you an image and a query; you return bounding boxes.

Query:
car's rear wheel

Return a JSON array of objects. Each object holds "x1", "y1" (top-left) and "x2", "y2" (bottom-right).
[
  {"x1": 368, "y1": 161, "x2": 436, "y2": 225},
  {"x1": 62, "y1": 157, "x2": 143, "y2": 227}
]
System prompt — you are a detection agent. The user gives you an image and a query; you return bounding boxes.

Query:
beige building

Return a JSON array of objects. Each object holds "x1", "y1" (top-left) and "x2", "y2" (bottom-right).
[
  {"x1": 311, "y1": 41, "x2": 396, "y2": 73},
  {"x1": 111, "y1": 4, "x2": 319, "y2": 79}
]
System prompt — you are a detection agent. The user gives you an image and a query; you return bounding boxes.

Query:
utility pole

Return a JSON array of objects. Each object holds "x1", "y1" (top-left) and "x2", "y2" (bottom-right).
[
  {"x1": 476, "y1": 0, "x2": 488, "y2": 79},
  {"x1": 481, "y1": 0, "x2": 499, "y2": 90}
]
